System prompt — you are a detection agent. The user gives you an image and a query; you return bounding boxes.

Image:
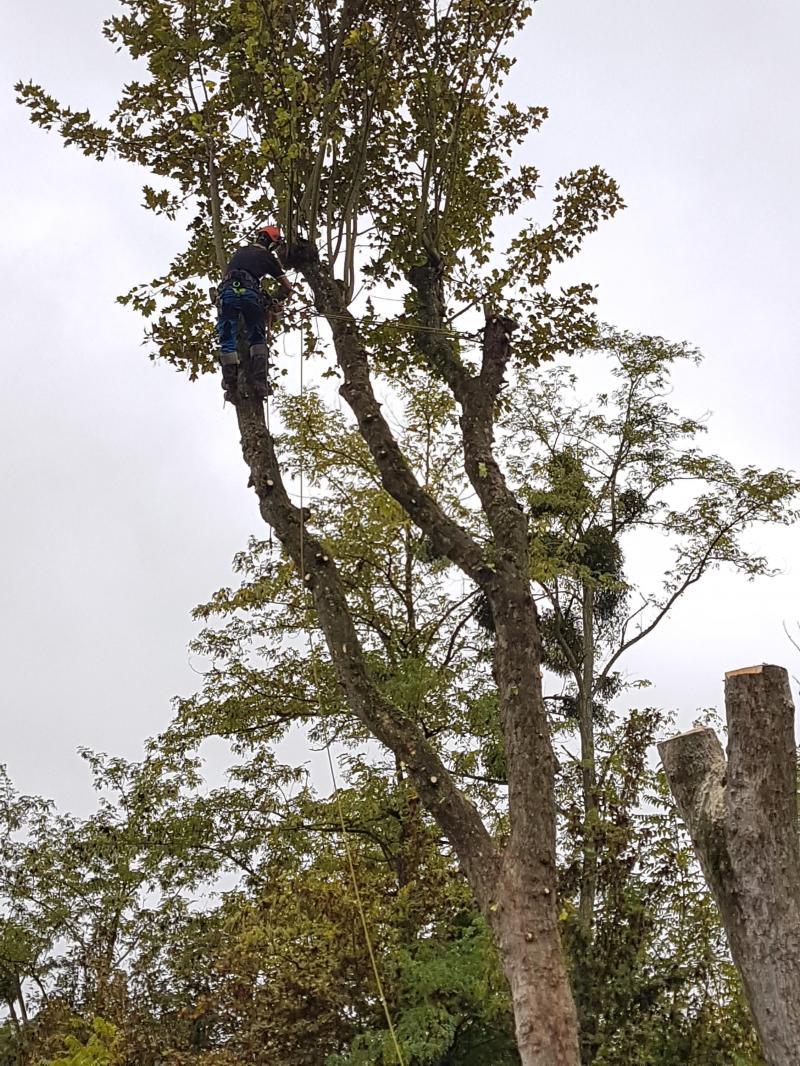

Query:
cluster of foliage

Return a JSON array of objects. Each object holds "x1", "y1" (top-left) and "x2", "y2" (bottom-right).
[{"x1": 0, "y1": 721, "x2": 764, "y2": 1066}]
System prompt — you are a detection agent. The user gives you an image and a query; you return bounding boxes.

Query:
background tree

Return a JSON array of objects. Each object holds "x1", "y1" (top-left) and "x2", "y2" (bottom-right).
[{"x1": 500, "y1": 335, "x2": 798, "y2": 1055}]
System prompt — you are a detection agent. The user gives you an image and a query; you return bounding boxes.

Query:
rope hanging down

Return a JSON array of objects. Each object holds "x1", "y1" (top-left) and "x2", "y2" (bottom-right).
[{"x1": 293, "y1": 333, "x2": 407, "y2": 1066}]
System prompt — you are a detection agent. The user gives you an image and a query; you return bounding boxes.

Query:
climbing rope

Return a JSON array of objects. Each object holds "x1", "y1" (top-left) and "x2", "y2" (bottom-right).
[{"x1": 295, "y1": 330, "x2": 406, "y2": 1066}]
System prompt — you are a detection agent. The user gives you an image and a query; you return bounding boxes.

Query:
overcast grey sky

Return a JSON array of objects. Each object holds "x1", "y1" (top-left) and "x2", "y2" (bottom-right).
[{"x1": 1, "y1": 0, "x2": 798, "y2": 814}]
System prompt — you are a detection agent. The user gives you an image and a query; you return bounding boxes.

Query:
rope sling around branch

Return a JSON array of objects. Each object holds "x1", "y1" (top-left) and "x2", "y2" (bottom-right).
[{"x1": 289, "y1": 328, "x2": 407, "y2": 1066}]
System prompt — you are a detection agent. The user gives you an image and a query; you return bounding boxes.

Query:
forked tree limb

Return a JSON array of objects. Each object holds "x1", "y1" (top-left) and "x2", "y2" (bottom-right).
[
  {"x1": 659, "y1": 665, "x2": 800, "y2": 1066},
  {"x1": 294, "y1": 242, "x2": 486, "y2": 580}
]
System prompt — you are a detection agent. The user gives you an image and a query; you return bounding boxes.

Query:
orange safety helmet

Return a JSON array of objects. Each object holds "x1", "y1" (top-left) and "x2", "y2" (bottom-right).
[{"x1": 256, "y1": 224, "x2": 283, "y2": 247}]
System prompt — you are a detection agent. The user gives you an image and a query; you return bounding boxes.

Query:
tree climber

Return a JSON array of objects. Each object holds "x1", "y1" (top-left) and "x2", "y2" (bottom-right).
[{"x1": 216, "y1": 224, "x2": 294, "y2": 403}]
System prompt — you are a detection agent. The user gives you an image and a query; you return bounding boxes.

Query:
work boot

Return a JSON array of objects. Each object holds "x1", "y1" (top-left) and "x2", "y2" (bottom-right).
[
  {"x1": 248, "y1": 344, "x2": 272, "y2": 402},
  {"x1": 221, "y1": 361, "x2": 239, "y2": 405}
]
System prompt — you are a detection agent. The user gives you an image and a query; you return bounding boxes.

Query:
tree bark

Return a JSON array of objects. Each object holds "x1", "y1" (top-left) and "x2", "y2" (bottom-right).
[
  {"x1": 491, "y1": 861, "x2": 582, "y2": 1066},
  {"x1": 489, "y1": 586, "x2": 581, "y2": 1065},
  {"x1": 14, "y1": 976, "x2": 27, "y2": 1026},
  {"x1": 6, "y1": 997, "x2": 21, "y2": 1035},
  {"x1": 659, "y1": 664, "x2": 800, "y2": 1066},
  {"x1": 577, "y1": 588, "x2": 598, "y2": 938},
  {"x1": 572, "y1": 587, "x2": 599, "y2": 1063}
]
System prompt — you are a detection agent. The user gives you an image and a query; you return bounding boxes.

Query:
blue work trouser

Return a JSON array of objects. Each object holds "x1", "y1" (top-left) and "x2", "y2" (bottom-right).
[{"x1": 216, "y1": 286, "x2": 267, "y2": 363}]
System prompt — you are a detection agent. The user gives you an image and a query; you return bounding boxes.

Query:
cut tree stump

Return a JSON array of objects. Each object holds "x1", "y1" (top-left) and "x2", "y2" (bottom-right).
[{"x1": 659, "y1": 664, "x2": 800, "y2": 1066}]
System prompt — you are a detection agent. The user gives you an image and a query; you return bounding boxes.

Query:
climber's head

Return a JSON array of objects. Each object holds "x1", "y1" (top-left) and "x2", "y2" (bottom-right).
[
  {"x1": 254, "y1": 224, "x2": 288, "y2": 267},
  {"x1": 255, "y1": 224, "x2": 284, "y2": 250}
]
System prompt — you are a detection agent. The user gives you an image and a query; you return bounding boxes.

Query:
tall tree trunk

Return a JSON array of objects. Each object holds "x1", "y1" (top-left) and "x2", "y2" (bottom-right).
[
  {"x1": 13, "y1": 977, "x2": 27, "y2": 1026},
  {"x1": 573, "y1": 586, "x2": 599, "y2": 1062},
  {"x1": 491, "y1": 862, "x2": 582, "y2": 1065},
  {"x1": 206, "y1": 145, "x2": 227, "y2": 275},
  {"x1": 659, "y1": 664, "x2": 800, "y2": 1066},
  {"x1": 6, "y1": 998, "x2": 21, "y2": 1035},
  {"x1": 577, "y1": 588, "x2": 598, "y2": 935},
  {"x1": 490, "y1": 585, "x2": 581, "y2": 1065}
]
